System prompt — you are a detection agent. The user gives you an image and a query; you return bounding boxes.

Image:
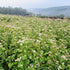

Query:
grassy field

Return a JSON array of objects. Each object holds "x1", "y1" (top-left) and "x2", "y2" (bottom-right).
[{"x1": 0, "y1": 14, "x2": 70, "y2": 70}]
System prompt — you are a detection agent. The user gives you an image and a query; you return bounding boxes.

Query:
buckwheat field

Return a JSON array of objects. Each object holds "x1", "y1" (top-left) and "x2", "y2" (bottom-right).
[{"x1": 0, "y1": 14, "x2": 70, "y2": 70}]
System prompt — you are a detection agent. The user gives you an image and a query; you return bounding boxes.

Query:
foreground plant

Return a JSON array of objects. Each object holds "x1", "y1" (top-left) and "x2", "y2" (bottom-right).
[{"x1": 0, "y1": 14, "x2": 70, "y2": 70}]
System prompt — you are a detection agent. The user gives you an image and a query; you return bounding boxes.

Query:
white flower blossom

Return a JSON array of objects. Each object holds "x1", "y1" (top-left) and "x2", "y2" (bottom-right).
[
  {"x1": 30, "y1": 64, "x2": 34, "y2": 67},
  {"x1": 0, "y1": 43, "x2": 3, "y2": 48},
  {"x1": 39, "y1": 33, "x2": 42, "y2": 36},
  {"x1": 17, "y1": 49, "x2": 20, "y2": 51},
  {"x1": 61, "y1": 55, "x2": 67, "y2": 60},
  {"x1": 17, "y1": 40, "x2": 25, "y2": 43},
  {"x1": 62, "y1": 62, "x2": 64, "y2": 65},
  {"x1": 30, "y1": 56, "x2": 32, "y2": 59},
  {"x1": 15, "y1": 57, "x2": 21, "y2": 61},
  {"x1": 58, "y1": 66, "x2": 62, "y2": 70},
  {"x1": 36, "y1": 40, "x2": 40, "y2": 43},
  {"x1": 20, "y1": 43, "x2": 23, "y2": 46},
  {"x1": 33, "y1": 50, "x2": 36, "y2": 53},
  {"x1": 20, "y1": 65, "x2": 23, "y2": 67}
]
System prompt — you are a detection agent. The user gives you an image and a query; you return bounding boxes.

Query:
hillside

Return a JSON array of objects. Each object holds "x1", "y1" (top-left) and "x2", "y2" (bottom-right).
[
  {"x1": 27, "y1": 6, "x2": 70, "y2": 17},
  {"x1": 0, "y1": 14, "x2": 70, "y2": 70}
]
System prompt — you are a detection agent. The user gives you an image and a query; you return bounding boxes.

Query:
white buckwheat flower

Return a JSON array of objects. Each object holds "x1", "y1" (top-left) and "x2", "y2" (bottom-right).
[
  {"x1": 20, "y1": 65, "x2": 23, "y2": 67},
  {"x1": 61, "y1": 55, "x2": 67, "y2": 60},
  {"x1": 58, "y1": 66, "x2": 62, "y2": 70},
  {"x1": 15, "y1": 57, "x2": 21, "y2": 61},
  {"x1": 33, "y1": 50, "x2": 36, "y2": 53}
]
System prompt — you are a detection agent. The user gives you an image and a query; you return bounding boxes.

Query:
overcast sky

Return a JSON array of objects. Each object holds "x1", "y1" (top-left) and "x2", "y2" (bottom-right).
[{"x1": 0, "y1": 0, "x2": 70, "y2": 9}]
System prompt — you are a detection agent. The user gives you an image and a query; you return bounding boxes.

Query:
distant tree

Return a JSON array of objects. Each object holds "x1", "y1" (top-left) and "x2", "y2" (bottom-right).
[{"x1": 0, "y1": 7, "x2": 32, "y2": 16}]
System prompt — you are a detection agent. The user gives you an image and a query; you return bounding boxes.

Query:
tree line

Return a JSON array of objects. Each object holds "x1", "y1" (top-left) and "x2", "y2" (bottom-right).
[
  {"x1": 0, "y1": 7, "x2": 32, "y2": 16},
  {"x1": 37, "y1": 14, "x2": 65, "y2": 19}
]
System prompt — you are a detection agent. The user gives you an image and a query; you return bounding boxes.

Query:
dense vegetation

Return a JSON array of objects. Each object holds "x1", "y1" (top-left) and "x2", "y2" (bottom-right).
[
  {"x1": 37, "y1": 14, "x2": 65, "y2": 19},
  {"x1": 0, "y1": 14, "x2": 70, "y2": 70},
  {"x1": 0, "y1": 7, "x2": 32, "y2": 16}
]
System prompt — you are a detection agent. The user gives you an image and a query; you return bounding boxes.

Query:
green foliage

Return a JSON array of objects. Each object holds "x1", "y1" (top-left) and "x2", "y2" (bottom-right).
[
  {"x1": 52, "y1": 14, "x2": 65, "y2": 19},
  {"x1": 0, "y1": 14, "x2": 70, "y2": 70},
  {"x1": 0, "y1": 7, "x2": 32, "y2": 16}
]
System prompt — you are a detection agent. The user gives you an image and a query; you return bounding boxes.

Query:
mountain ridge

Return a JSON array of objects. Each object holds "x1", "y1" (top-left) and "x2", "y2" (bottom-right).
[{"x1": 27, "y1": 6, "x2": 70, "y2": 17}]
